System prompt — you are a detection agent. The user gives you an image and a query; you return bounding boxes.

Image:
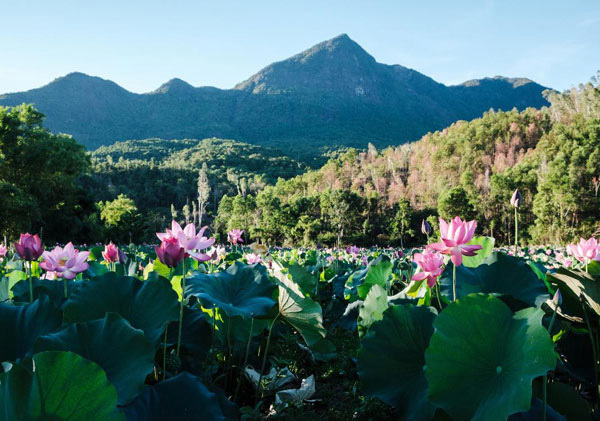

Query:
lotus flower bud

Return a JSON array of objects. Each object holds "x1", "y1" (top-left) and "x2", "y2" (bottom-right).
[
  {"x1": 102, "y1": 242, "x2": 119, "y2": 263},
  {"x1": 118, "y1": 248, "x2": 128, "y2": 264},
  {"x1": 510, "y1": 189, "x2": 522, "y2": 207},
  {"x1": 14, "y1": 233, "x2": 44, "y2": 261},
  {"x1": 421, "y1": 219, "x2": 433, "y2": 235},
  {"x1": 155, "y1": 237, "x2": 185, "y2": 268},
  {"x1": 552, "y1": 290, "x2": 562, "y2": 307}
]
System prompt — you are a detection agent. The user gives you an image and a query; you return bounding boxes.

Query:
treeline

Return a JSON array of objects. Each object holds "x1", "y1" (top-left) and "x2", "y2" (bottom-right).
[{"x1": 216, "y1": 76, "x2": 600, "y2": 246}]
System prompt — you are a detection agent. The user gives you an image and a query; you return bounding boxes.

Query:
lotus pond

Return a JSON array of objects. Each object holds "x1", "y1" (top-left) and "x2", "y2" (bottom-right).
[{"x1": 1, "y1": 226, "x2": 598, "y2": 420}]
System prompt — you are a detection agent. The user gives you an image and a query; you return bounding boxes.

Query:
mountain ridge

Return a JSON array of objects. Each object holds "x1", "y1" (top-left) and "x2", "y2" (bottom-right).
[{"x1": 0, "y1": 34, "x2": 550, "y2": 157}]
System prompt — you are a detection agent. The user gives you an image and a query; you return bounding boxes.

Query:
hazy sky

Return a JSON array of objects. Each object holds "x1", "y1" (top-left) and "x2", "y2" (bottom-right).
[{"x1": 1, "y1": 0, "x2": 598, "y2": 94}]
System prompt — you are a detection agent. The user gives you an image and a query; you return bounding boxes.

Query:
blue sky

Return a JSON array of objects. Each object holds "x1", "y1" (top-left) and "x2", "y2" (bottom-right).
[{"x1": 1, "y1": 0, "x2": 598, "y2": 94}]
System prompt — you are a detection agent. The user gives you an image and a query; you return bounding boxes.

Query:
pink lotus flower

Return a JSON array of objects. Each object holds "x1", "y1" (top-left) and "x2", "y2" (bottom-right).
[
  {"x1": 155, "y1": 237, "x2": 185, "y2": 268},
  {"x1": 567, "y1": 237, "x2": 599, "y2": 264},
  {"x1": 246, "y1": 253, "x2": 262, "y2": 265},
  {"x1": 0, "y1": 244, "x2": 7, "y2": 263},
  {"x1": 412, "y1": 249, "x2": 445, "y2": 288},
  {"x1": 14, "y1": 233, "x2": 44, "y2": 261},
  {"x1": 227, "y1": 229, "x2": 244, "y2": 245},
  {"x1": 428, "y1": 217, "x2": 482, "y2": 266},
  {"x1": 157, "y1": 221, "x2": 215, "y2": 252},
  {"x1": 102, "y1": 242, "x2": 119, "y2": 263},
  {"x1": 40, "y1": 242, "x2": 90, "y2": 279}
]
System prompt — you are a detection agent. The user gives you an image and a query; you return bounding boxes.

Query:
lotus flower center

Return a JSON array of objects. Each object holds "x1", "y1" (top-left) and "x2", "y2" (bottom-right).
[
  {"x1": 496, "y1": 366, "x2": 502, "y2": 374},
  {"x1": 58, "y1": 258, "x2": 68, "y2": 267}
]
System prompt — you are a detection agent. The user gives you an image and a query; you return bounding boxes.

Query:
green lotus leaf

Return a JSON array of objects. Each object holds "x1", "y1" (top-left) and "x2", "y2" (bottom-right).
[
  {"x1": 543, "y1": 382, "x2": 591, "y2": 420},
  {"x1": 508, "y1": 399, "x2": 565, "y2": 421},
  {"x1": 588, "y1": 260, "x2": 600, "y2": 278},
  {"x1": 344, "y1": 255, "x2": 390, "y2": 301},
  {"x1": 11, "y1": 277, "x2": 79, "y2": 307},
  {"x1": 122, "y1": 373, "x2": 238, "y2": 421},
  {"x1": 425, "y1": 294, "x2": 557, "y2": 421},
  {"x1": 274, "y1": 263, "x2": 327, "y2": 347},
  {"x1": 63, "y1": 272, "x2": 179, "y2": 344},
  {"x1": 283, "y1": 261, "x2": 318, "y2": 296},
  {"x1": 548, "y1": 267, "x2": 600, "y2": 318},
  {"x1": 0, "y1": 350, "x2": 124, "y2": 420},
  {"x1": 185, "y1": 261, "x2": 276, "y2": 318},
  {"x1": 166, "y1": 306, "x2": 212, "y2": 359},
  {"x1": 0, "y1": 295, "x2": 62, "y2": 362},
  {"x1": 357, "y1": 256, "x2": 392, "y2": 299},
  {"x1": 439, "y1": 253, "x2": 549, "y2": 307},
  {"x1": 357, "y1": 304, "x2": 437, "y2": 420},
  {"x1": 357, "y1": 284, "x2": 388, "y2": 337},
  {"x1": 462, "y1": 236, "x2": 495, "y2": 268},
  {"x1": 35, "y1": 313, "x2": 155, "y2": 405}
]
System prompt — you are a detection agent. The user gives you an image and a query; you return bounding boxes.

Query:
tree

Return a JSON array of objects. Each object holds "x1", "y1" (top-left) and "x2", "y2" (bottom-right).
[
  {"x1": 437, "y1": 187, "x2": 476, "y2": 221},
  {"x1": 197, "y1": 163, "x2": 210, "y2": 226},
  {"x1": 97, "y1": 194, "x2": 140, "y2": 243},
  {"x1": 391, "y1": 199, "x2": 414, "y2": 247},
  {"x1": 0, "y1": 104, "x2": 91, "y2": 242}
]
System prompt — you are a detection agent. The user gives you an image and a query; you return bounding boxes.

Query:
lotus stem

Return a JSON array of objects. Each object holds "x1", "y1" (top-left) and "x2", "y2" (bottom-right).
[
  {"x1": 581, "y1": 298, "x2": 599, "y2": 406},
  {"x1": 514, "y1": 207, "x2": 518, "y2": 253},
  {"x1": 63, "y1": 278, "x2": 68, "y2": 299},
  {"x1": 162, "y1": 323, "x2": 168, "y2": 380},
  {"x1": 256, "y1": 313, "x2": 279, "y2": 402},
  {"x1": 452, "y1": 263, "x2": 456, "y2": 302},
  {"x1": 176, "y1": 259, "x2": 185, "y2": 357},
  {"x1": 234, "y1": 317, "x2": 254, "y2": 402},
  {"x1": 543, "y1": 304, "x2": 558, "y2": 421},
  {"x1": 224, "y1": 316, "x2": 233, "y2": 391},
  {"x1": 27, "y1": 261, "x2": 33, "y2": 303}
]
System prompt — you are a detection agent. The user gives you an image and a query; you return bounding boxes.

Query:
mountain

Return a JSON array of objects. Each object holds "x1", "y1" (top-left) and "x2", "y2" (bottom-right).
[{"x1": 0, "y1": 34, "x2": 550, "y2": 160}]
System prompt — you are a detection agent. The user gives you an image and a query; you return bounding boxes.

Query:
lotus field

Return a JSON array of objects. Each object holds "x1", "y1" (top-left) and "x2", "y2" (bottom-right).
[{"x1": 1, "y1": 216, "x2": 600, "y2": 420}]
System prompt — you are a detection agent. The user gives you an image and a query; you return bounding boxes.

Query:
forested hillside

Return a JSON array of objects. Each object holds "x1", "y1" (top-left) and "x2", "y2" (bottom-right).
[{"x1": 216, "y1": 77, "x2": 600, "y2": 246}]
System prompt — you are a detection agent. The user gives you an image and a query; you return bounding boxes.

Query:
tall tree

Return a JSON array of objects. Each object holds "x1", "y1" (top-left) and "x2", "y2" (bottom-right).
[{"x1": 197, "y1": 163, "x2": 210, "y2": 226}]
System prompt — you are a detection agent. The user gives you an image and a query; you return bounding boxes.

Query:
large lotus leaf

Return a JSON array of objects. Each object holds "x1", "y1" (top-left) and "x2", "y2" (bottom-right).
[
  {"x1": 548, "y1": 267, "x2": 600, "y2": 318},
  {"x1": 425, "y1": 294, "x2": 557, "y2": 421},
  {"x1": 1, "y1": 270, "x2": 25, "y2": 300},
  {"x1": 439, "y1": 253, "x2": 549, "y2": 307},
  {"x1": 357, "y1": 256, "x2": 392, "y2": 299},
  {"x1": 344, "y1": 255, "x2": 389, "y2": 301},
  {"x1": 357, "y1": 284, "x2": 389, "y2": 337},
  {"x1": 0, "y1": 295, "x2": 62, "y2": 362},
  {"x1": 123, "y1": 372, "x2": 238, "y2": 421},
  {"x1": 357, "y1": 304, "x2": 437, "y2": 420},
  {"x1": 35, "y1": 313, "x2": 155, "y2": 405},
  {"x1": 166, "y1": 306, "x2": 212, "y2": 358},
  {"x1": 273, "y1": 263, "x2": 326, "y2": 347},
  {"x1": 462, "y1": 236, "x2": 495, "y2": 268},
  {"x1": 0, "y1": 351, "x2": 124, "y2": 420},
  {"x1": 185, "y1": 262, "x2": 276, "y2": 318},
  {"x1": 11, "y1": 277, "x2": 79, "y2": 307},
  {"x1": 529, "y1": 381, "x2": 591, "y2": 420},
  {"x1": 508, "y1": 398, "x2": 565, "y2": 421},
  {"x1": 284, "y1": 262, "x2": 318, "y2": 296},
  {"x1": 63, "y1": 272, "x2": 179, "y2": 344}
]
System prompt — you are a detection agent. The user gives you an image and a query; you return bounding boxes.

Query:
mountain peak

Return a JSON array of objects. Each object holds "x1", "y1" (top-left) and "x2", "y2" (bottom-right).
[
  {"x1": 151, "y1": 78, "x2": 195, "y2": 94},
  {"x1": 234, "y1": 34, "x2": 377, "y2": 94},
  {"x1": 458, "y1": 76, "x2": 537, "y2": 89}
]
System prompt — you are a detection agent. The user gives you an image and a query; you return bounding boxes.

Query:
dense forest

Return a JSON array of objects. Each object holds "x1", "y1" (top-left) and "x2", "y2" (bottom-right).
[{"x1": 0, "y1": 75, "x2": 598, "y2": 246}]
